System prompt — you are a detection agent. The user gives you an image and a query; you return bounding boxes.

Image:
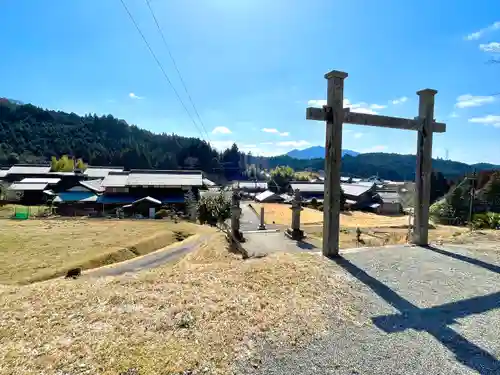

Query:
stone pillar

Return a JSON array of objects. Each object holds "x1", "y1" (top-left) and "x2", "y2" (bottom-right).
[
  {"x1": 258, "y1": 206, "x2": 266, "y2": 230},
  {"x1": 413, "y1": 89, "x2": 437, "y2": 246},
  {"x1": 231, "y1": 192, "x2": 243, "y2": 241},
  {"x1": 286, "y1": 189, "x2": 304, "y2": 240},
  {"x1": 323, "y1": 70, "x2": 348, "y2": 257}
]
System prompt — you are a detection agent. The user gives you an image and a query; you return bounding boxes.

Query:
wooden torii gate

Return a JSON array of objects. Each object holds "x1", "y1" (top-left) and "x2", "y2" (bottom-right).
[{"x1": 306, "y1": 70, "x2": 447, "y2": 257}]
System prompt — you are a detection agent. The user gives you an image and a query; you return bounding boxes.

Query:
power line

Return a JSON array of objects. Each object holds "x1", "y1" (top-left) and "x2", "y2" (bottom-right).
[
  {"x1": 145, "y1": 0, "x2": 211, "y2": 142},
  {"x1": 119, "y1": 0, "x2": 206, "y2": 142}
]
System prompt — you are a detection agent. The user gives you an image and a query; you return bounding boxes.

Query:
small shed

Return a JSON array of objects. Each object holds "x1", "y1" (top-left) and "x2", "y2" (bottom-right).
[
  {"x1": 255, "y1": 190, "x2": 284, "y2": 203},
  {"x1": 123, "y1": 196, "x2": 162, "y2": 218},
  {"x1": 376, "y1": 191, "x2": 402, "y2": 215}
]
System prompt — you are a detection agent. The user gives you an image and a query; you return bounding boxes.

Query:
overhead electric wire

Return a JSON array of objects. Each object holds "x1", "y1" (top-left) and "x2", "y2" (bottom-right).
[
  {"x1": 119, "y1": 0, "x2": 206, "y2": 142},
  {"x1": 145, "y1": 0, "x2": 211, "y2": 142}
]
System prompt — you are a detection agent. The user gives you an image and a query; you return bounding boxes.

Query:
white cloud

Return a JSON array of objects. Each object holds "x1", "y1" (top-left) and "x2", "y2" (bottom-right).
[
  {"x1": 260, "y1": 142, "x2": 274, "y2": 145},
  {"x1": 308, "y1": 98, "x2": 391, "y2": 115},
  {"x1": 129, "y1": 92, "x2": 144, "y2": 100},
  {"x1": 276, "y1": 140, "x2": 311, "y2": 148},
  {"x1": 391, "y1": 96, "x2": 408, "y2": 105},
  {"x1": 344, "y1": 99, "x2": 380, "y2": 115},
  {"x1": 361, "y1": 145, "x2": 388, "y2": 153},
  {"x1": 464, "y1": 21, "x2": 500, "y2": 41},
  {"x1": 212, "y1": 126, "x2": 232, "y2": 134},
  {"x1": 261, "y1": 128, "x2": 279, "y2": 133},
  {"x1": 479, "y1": 42, "x2": 500, "y2": 53},
  {"x1": 353, "y1": 132, "x2": 363, "y2": 139},
  {"x1": 350, "y1": 107, "x2": 378, "y2": 115},
  {"x1": 456, "y1": 94, "x2": 495, "y2": 108},
  {"x1": 370, "y1": 104, "x2": 387, "y2": 110},
  {"x1": 261, "y1": 128, "x2": 290, "y2": 136},
  {"x1": 307, "y1": 99, "x2": 327, "y2": 107},
  {"x1": 449, "y1": 111, "x2": 459, "y2": 118},
  {"x1": 468, "y1": 115, "x2": 500, "y2": 127}
]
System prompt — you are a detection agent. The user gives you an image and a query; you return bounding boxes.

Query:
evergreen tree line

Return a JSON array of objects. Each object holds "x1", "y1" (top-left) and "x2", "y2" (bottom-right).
[{"x1": 1, "y1": 100, "x2": 498, "y2": 183}]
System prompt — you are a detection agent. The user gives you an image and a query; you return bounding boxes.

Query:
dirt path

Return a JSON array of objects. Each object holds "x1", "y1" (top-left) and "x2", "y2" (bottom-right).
[{"x1": 85, "y1": 234, "x2": 212, "y2": 277}]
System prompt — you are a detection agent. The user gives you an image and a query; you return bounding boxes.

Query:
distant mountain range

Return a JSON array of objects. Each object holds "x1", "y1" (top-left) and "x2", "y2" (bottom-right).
[{"x1": 286, "y1": 146, "x2": 360, "y2": 159}]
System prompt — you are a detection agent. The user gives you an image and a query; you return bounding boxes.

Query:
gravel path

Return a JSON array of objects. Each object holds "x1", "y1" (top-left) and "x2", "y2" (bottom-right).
[{"x1": 238, "y1": 244, "x2": 500, "y2": 374}]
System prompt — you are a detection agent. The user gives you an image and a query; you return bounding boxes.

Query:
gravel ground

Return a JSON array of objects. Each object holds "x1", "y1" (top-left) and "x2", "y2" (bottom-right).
[{"x1": 237, "y1": 244, "x2": 500, "y2": 374}]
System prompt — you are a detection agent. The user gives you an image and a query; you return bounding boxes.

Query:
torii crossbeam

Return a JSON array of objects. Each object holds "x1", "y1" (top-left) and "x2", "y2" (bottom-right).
[{"x1": 306, "y1": 70, "x2": 447, "y2": 257}]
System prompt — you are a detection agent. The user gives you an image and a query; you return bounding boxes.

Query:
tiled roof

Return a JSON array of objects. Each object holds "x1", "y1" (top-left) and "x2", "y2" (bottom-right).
[
  {"x1": 203, "y1": 178, "x2": 216, "y2": 186},
  {"x1": 20, "y1": 177, "x2": 61, "y2": 184},
  {"x1": 378, "y1": 191, "x2": 401, "y2": 203},
  {"x1": 8, "y1": 164, "x2": 51, "y2": 175},
  {"x1": 233, "y1": 181, "x2": 268, "y2": 190},
  {"x1": 131, "y1": 196, "x2": 162, "y2": 205},
  {"x1": 53, "y1": 192, "x2": 97, "y2": 203},
  {"x1": 9, "y1": 182, "x2": 49, "y2": 191},
  {"x1": 255, "y1": 190, "x2": 283, "y2": 202},
  {"x1": 290, "y1": 183, "x2": 324, "y2": 193},
  {"x1": 342, "y1": 183, "x2": 375, "y2": 197},
  {"x1": 127, "y1": 170, "x2": 203, "y2": 187},
  {"x1": 96, "y1": 194, "x2": 184, "y2": 204},
  {"x1": 80, "y1": 179, "x2": 105, "y2": 192},
  {"x1": 101, "y1": 172, "x2": 130, "y2": 187},
  {"x1": 0, "y1": 170, "x2": 8, "y2": 178},
  {"x1": 84, "y1": 166, "x2": 124, "y2": 178}
]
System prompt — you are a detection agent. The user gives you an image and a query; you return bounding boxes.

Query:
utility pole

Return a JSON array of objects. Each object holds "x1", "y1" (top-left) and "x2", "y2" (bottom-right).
[{"x1": 468, "y1": 169, "x2": 477, "y2": 231}]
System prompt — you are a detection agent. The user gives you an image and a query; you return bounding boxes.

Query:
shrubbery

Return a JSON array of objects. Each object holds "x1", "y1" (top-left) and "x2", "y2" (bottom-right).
[
  {"x1": 197, "y1": 192, "x2": 231, "y2": 226},
  {"x1": 472, "y1": 212, "x2": 500, "y2": 229},
  {"x1": 154, "y1": 209, "x2": 169, "y2": 219}
]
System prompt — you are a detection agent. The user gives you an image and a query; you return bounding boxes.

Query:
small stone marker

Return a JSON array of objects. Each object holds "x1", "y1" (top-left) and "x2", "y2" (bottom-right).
[
  {"x1": 285, "y1": 189, "x2": 305, "y2": 240},
  {"x1": 258, "y1": 206, "x2": 266, "y2": 230}
]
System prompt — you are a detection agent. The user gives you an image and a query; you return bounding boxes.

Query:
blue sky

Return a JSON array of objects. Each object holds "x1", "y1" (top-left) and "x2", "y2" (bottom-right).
[{"x1": 2, "y1": 0, "x2": 500, "y2": 164}]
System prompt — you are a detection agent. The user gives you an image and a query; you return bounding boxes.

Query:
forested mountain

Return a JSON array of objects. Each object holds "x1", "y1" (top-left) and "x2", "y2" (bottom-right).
[
  {"x1": 286, "y1": 146, "x2": 359, "y2": 159},
  {"x1": 0, "y1": 100, "x2": 242, "y2": 180},
  {"x1": 1, "y1": 99, "x2": 498, "y2": 182},
  {"x1": 249, "y1": 153, "x2": 499, "y2": 182}
]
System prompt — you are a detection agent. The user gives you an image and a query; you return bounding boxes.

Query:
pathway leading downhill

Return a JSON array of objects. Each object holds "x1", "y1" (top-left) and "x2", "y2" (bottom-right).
[
  {"x1": 238, "y1": 243, "x2": 500, "y2": 375},
  {"x1": 85, "y1": 234, "x2": 210, "y2": 277}
]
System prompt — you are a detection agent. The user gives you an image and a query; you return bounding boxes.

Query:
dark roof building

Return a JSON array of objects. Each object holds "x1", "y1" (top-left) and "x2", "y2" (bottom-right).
[
  {"x1": 83, "y1": 166, "x2": 124, "y2": 179},
  {"x1": 375, "y1": 191, "x2": 403, "y2": 214},
  {"x1": 255, "y1": 190, "x2": 284, "y2": 203},
  {"x1": 232, "y1": 181, "x2": 268, "y2": 192}
]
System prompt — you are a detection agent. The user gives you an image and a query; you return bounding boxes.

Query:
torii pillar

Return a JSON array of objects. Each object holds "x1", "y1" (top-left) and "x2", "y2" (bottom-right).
[{"x1": 307, "y1": 70, "x2": 445, "y2": 257}]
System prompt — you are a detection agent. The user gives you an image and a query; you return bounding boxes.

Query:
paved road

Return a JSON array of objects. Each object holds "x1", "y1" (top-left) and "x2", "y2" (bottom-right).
[
  {"x1": 86, "y1": 235, "x2": 209, "y2": 277},
  {"x1": 240, "y1": 202, "x2": 262, "y2": 232},
  {"x1": 238, "y1": 244, "x2": 500, "y2": 375}
]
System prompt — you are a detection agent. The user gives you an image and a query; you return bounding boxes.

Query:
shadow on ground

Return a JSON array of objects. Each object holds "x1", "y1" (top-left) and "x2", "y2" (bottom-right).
[{"x1": 330, "y1": 249, "x2": 500, "y2": 375}]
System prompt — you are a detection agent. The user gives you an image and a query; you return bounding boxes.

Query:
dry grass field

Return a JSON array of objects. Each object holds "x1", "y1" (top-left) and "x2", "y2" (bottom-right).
[
  {"x1": 304, "y1": 225, "x2": 467, "y2": 249},
  {"x1": 0, "y1": 234, "x2": 359, "y2": 375},
  {"x1": 252, "y1": 202, "x2": 411, "y2": 227},
  {"x1": 251, "y1": 203, "x2": 468, "y2": 248},
  {"x1": 0, "y1": 218, "x2": 203, "y2": 285}
]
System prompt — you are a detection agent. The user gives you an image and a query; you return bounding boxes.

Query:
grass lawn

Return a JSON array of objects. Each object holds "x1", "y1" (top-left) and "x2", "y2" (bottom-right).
[
  {"x1": 0, "y1": 204, "x2": 49, "y2": 219},
  {"x1": 0, "y1": 219, "x2": 203, "y2": 285},
  {"x1": 0, "y1": 233, "x2": 359, "y2": 374}
]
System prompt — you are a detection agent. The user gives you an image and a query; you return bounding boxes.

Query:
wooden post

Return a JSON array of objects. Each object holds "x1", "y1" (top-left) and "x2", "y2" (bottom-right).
[
  {"x1": 231, "y1": 192, "x2": 243, "y2": 241},
  {"x1": 323, "y1": 70, "x2": 347, "y2": 257},
  {"x1": 413, "y1": 89, "x2": 436, "y2": 246},
  {"x1": 258, "y1": 206, "x2": 266, "y2": 230}
]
